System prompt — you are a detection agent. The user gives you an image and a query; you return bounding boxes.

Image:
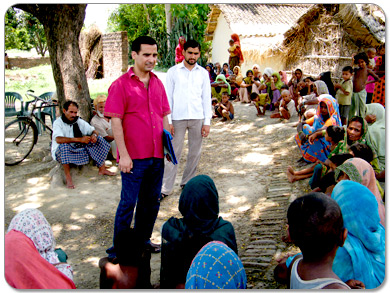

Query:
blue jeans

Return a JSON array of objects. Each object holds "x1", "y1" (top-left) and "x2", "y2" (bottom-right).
[{"x1": 107, "y1": 158, "x2": 164, "y2": 258}]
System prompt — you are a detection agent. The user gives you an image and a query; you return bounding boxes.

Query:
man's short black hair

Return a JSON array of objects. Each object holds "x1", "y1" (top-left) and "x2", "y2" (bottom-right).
[
  {"x1": 342, "y1": 66, "x2": 353, "y2": 74},
  {"x1": 63, "y1": 100, "x2": 79, "y2": 111},
  {"x1": 287, "y1": 193, "x2": 344, "y2": 261},
  {"x1": 131, "y1": 36, "x2": 157, "y2": 54},
  {"x1": 250, "y1": 92, "x2": 259, "y2": 100},
  {"x1": 183, "y1": 39, "x2": 201, "y2": 51}
]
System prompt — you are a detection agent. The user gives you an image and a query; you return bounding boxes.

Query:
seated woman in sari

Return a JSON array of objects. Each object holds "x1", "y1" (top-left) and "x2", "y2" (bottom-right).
[
  {"x1": 205, "y1": 63, "x2": 217, "y2": 83},
  {"x1": 160, "y1": 175, "x2": 237, "y2": 289},
  {"x1": 298, "y1": 80, "x2": 329, "y2": 122},
  {"x1": 5, "y1": 209, "x2": 75, "y2": 289},
  {"x1": 270, "y1": 72, "x2": 285, "y2": 111},
  {"x1": 331, "y1": 116, "x2": 380, "y2": 173},
  {"x1": 211, "y1": 74, "x2": 231, "y2": 102},
  {"x1": 295, "y1": 94, "x2": 342, "y2": 163},
  {"x1": 335, "y1": 157, "x2": 385, "y2": 227},
  {"x1": 365, "y1": 103, "x2": 385, "y2": 174},
  {"x1": 331, "y1": 180, "x2": 385, "y2": 289},
  {"x1": 229, "y1": 66, "x2": 244, "y2": 100},
  {"x1": 237, "y1": 70, "x2": 254, "y2": 103}
]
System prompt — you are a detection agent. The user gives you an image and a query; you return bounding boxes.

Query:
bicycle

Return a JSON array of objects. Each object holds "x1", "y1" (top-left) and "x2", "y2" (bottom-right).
[{"x1": 4, "y1": 90, "x2": 58, "y2": 166}]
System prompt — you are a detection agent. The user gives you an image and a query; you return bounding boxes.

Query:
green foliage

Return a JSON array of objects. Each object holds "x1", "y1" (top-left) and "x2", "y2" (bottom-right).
[
  {"x1": 5, "y1": 7, "x2": 48, "y2": 56},
  {"x1": 5, "y1": 7, "x2": 33, "y2": 51},
  {"x1": 108, "y1": 4, "x2": 211, "y2": 69}
]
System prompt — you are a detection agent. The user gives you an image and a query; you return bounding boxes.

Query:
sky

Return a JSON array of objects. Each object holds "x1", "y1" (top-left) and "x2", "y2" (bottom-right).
[{"x1": 84, "y1": 4, "x2": 119, "y2": 33}]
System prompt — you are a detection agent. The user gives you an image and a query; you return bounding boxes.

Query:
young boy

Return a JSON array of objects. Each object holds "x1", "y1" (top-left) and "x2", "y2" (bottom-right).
[
  {"x1": 270, "y1": 89, "x2": 296, "y2": 122},
  {"x1": 250, "y1": 92, "x2": 270, "y2": 116},
  {"x1": 227, "y1": 39, "x2": 238, "y2": 70},
  {"x1": 211, "y1": 98, "x2": 221, "y2": 119},
  {"x1": 274, "y1": 193, "x2": 361, "y2": 289},
  {"x1": 217, "y1": 92, "x2": 234, "y2": 121},
  {"x1": 334, "y1": 66, "x2": 353, "y2": 125},
  {"x1": 349, "y1": 52, "x2": 379, "y2": 118}
]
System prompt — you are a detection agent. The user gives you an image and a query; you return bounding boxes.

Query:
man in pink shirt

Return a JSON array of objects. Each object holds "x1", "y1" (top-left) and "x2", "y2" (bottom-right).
[{"x1": 104, "y1": 36, "x2": 171, "y2": 272}]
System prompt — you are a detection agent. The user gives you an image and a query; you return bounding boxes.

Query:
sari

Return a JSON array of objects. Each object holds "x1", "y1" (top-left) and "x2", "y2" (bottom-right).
[
  {"x1": 334, "y1": 157, "x2": 385, "y2": 226},
  {"x1": 295, "y1": 94, "x2": 342, "y2": 162},
  {"x1": 231, "y1": 33, "x2": 244, "y2": 64},
  {"x1": 319, "y1": 71, "x2": 336, "y2": 97},
  {"x1": 330, "y1": 116, "x2": 380, "y2": 173},
  {"x1": 212, "y1": 74, "x2": 231, "y2": 102},
  {"x1": 233, "y1": 65, "x2": 243, "y2": 85},
  {"x1": 331, "y1": 180, "x2": 385, "y2": 289},
  {"x1": 175, "y1": 36, "x2": 186, "y2": 63},
  {"x1": 185, "y1": 241, "x2": 246, "y2": 289},
  {"x1": 366, "y1": 103, "x2": 385, "y2": 171},
  {"x1": 160, "y1": 175, "x2": 237, "y2": 288},
  {"x1": 271, "y1": 72, "x2": 284, "y2": 104},
  {"x1": 371, "y1": 55, "x2": 385, "y2": 107},
  {"x1": 5, "y1": 209, "x2": 75, "y2": 289}
]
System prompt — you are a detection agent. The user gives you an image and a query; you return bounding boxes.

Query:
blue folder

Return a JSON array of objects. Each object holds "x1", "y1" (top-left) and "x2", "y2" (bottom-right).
[{"x1": 163, "y1": 129, "x2": 178, "y2": 165}]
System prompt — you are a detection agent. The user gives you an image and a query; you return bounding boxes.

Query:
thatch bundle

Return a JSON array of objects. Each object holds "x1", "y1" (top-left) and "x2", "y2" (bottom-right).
[{"x1": 79, "y1": 25, "x2": 103, "y2": 79}]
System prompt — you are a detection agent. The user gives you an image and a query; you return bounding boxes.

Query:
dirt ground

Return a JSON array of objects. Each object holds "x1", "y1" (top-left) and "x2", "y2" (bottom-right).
[{"x1": 4, "y1": 100, "x2": 307, "y2": 289}]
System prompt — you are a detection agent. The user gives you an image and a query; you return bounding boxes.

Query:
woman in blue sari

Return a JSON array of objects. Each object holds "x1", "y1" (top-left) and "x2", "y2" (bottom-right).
[
  {"x1": 295, "y1": 94, "x2": 342, "y2": 163},
  {"x1": 331, "y1": 180, "x2": 385, "y2": 289}
]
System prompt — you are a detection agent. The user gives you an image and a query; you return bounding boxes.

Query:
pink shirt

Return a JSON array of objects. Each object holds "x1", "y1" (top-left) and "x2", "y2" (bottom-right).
[{"x1": 104, "y1": 68, "x2": 171, "y2": 160}]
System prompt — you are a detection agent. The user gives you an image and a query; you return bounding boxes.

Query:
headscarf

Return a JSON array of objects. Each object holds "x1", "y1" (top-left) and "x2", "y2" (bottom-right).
[
  {"x1": 231, "y1": 33, "x2": 244, "y2": 63},
  {"x1": 319, "y1": 71, "x2": 336, "y2": 97},
  {"x1": 215, "y1": 74, "x2": 231, "y2": 95},
  {"x1": 233, "y1": 66, "x2": 243, "y2": 84},
  {"x1": 312, "y1": 94, "x2": 342, "y2": 130},
  {"x1": 161, "y1": 175, "x2": 237, "y2": 288},
  {"x1": 331, "y1": 180, "x2": 385, "y2": 289},
  {"x1": 263, "y1": 67, "x2": 273, "y2": 79},
  {"x1": 185, "y1": 241, "x2": 247, "y2": 289},
  {"x1": 206, "y1": 64, "x2": 217, "y2": 82},
  {"x1": 279, "y1": 71, "x2": 288, "y2": 84},
  {"x1": 334, "y1": 158, "x2": 385, "y2": 227},
  {"x1": 7, "y1": 209, "x2": 74, "y2": 281},
  {"x1": 365, "y1": 103, "x2": 385, "y2": 171},
  {"x1": 271, "y1": 72, "x2": 284, "y2": 90},
  {"x1": 314, "y1": 80, "x2": 329, "y2": 96},
  {"x1": 335, "y1": 116, "x2": 369, "y2": 154},
  {"x1": 175, "y1": 36, "x2": 186, "y2": 63}
]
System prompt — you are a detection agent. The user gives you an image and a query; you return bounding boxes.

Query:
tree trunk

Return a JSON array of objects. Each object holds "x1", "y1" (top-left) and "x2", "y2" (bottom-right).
[
  {"x1": 165, "y1": 4, "x2": 172, "y2": 50},
  {"x1": 15, "y1": 4, "x2": 92, "y2": 121}
]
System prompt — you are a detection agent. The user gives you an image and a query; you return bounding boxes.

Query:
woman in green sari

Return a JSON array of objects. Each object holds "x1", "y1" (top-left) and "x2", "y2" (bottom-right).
[{"x1": 211, "y1": 74, "x2": 231, "y2": 102}]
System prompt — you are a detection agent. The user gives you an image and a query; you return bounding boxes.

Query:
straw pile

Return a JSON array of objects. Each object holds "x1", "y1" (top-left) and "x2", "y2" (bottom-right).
[{"x1": 79, "y1": 25, "x2": 103, "y2": 79}]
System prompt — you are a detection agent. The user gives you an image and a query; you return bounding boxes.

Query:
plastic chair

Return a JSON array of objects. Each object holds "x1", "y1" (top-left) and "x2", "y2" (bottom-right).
[
  {"x1": 5, "y1": 92, "x2": 25, "y2": 117},
  {"x1": 35, "y1": 92, "x2": 57, "y2": 135}
]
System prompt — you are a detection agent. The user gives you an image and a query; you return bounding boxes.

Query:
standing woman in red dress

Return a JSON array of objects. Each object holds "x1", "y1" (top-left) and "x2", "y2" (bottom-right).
[
  {"x1": 175, "y1": 36, "x2": 186, "y2": 64},
  {"x1": 372, "y1": 43, "x2": 385, "y2": 107},
  {"x1": 231, "y1": 33, "x2": 244, "y2": 66}
]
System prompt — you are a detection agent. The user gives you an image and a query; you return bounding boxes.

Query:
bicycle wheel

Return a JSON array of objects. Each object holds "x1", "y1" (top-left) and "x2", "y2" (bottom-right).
[{"x1": 4, "y1": 117, "x2": 38, "y2": 166}]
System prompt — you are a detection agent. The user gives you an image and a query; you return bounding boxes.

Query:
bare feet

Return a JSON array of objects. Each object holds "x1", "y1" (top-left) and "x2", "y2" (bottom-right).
[
  {"x1": 287, "y1": 166, "x2": 295, "y2": 174},
  {"x1": 99, "y1": 166, "x2": 116, "y2": 176},
  {"x1": 286, "y1": 167, "x2": 296, "y2": 183},
  {"x1": 66, "y1": 179, "x2": 75, "y2": 189}
]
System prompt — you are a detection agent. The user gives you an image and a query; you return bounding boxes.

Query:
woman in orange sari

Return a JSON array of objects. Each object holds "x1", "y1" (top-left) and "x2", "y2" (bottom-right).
[{"x1": 231, "y1": 33, "x2": 244, "y2": 65}]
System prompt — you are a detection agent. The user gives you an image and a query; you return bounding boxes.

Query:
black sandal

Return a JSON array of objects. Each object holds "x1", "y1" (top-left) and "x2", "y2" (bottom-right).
[{"x1": 160, "y1": 193, "x2": 169, "y2": 200}]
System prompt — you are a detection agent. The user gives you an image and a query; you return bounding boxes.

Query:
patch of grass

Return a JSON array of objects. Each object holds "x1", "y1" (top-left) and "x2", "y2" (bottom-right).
[{"x1": 5, "y1": 65, "x2": 117, "y2": 101}]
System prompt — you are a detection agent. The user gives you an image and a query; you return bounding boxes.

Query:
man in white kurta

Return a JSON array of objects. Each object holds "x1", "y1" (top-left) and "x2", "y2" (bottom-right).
[{"x1": 161, "y1": 40, "x2": 212, "y2": 198}]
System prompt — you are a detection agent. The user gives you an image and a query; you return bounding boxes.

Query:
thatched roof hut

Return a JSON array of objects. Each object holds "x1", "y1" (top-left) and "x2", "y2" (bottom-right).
[
  {"x1": 205, "y1": 4, "x2": 385, "y2": 79},
  {"x1": 205, "y1": 4, "x2": 313, "y2": 72},
  {"x1": 282, "y1": 4, "x2": 385, "y2": 78}
]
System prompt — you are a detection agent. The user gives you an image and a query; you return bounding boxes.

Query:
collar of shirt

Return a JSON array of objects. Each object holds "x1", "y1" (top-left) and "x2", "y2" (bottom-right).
[{"x1": 128, "y1": 67, "x2": 157, "y2": 81}]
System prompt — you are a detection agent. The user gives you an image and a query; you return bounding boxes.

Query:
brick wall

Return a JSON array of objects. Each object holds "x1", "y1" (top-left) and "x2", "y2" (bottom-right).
[
  {"x1": 102, "y1": 32, "x2": 129, "y2": 79},
  {"x1": 8, "y1": 57, "x2": 50, "y2": 69}
]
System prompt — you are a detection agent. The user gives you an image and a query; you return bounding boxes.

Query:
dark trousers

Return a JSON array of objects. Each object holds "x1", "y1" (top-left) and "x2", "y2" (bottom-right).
[{"x1": 107, "y1": 158, "x2": 164, "y2": 258}]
